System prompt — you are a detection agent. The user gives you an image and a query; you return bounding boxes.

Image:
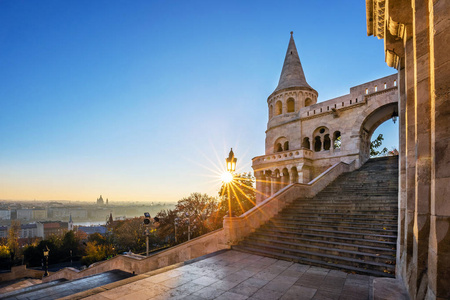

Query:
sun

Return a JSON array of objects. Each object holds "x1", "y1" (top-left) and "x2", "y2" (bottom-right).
[{"x1": 221, "y1": 171, "x2": 234, "y2": 183}]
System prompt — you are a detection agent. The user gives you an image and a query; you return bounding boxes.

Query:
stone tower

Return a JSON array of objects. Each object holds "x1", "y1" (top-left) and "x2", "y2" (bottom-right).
[
  {"x1": 265, "y1": 32, "x2": 318, "y2": 155},
  {"x1": 252, "y1": 32, "x2": 398, "y2": 205}
]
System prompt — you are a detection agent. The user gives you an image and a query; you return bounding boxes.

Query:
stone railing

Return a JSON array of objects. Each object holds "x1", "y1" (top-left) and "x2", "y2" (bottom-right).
[
  {"x1": 223, "y1": 160, "x2": 356, "y2": 244},
  {"x1": 252, "y1": 149, "x2": 314, "y2": 167},
  {"x1": 0, "y1": 265, "x2": 46, "y2": 282},
  {"x1": 43, "y1": 228, "x2": 228, "y2": 282}
]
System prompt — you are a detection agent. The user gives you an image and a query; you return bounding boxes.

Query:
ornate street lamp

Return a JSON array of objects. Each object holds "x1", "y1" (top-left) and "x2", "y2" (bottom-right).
[
  {"x1": 43, "y1": 246, "x2": 49, "y2": 277},
  {"x1": 226, "y1": 148, "x2": 237, "y2": 173},
  {"x1": 391, "y1": 109, "x2": 398, "y2": 124}
]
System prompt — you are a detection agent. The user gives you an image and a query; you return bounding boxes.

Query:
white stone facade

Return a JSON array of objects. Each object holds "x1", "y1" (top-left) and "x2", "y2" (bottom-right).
[{"x1": 252, "y1": 33, "x2": 399, "y2": 204}]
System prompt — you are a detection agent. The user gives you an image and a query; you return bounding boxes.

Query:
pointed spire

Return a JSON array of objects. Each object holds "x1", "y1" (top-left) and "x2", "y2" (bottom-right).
[{"x1": 274, "y1": 32, "x2": 312, "y2": 93}]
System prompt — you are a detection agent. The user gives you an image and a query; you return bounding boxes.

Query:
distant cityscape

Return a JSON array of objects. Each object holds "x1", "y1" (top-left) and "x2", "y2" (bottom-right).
[{"x1": 0, "y1": 196, "x2": 176, "y2": 241}]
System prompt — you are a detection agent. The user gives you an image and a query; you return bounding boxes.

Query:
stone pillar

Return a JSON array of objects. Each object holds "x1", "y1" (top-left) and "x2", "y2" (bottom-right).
[
  {"x1": 265, "y1": 173, "x2": 272, "y2": 198},
  {"x1": 428, "y1": 0, "x2": 450, "y2": 298},
  {"x1": 397, "y1": 64, "x2": 407, "y2": 277},
  {"x1": 255, "y1": 171, "x2": 264, "y2": 205},
  {"x1": 411, "y1": 2, "x2": 432, "y2": 298},
  {"x1": 290, "y1": 168, "x2": 298, "y2": 184},
  {"x1": 404, "y1": 34, "x2": 416, "y2": 289},
  {"x1": 271, "y1": 175, "x2": 277, "y2": 195}
]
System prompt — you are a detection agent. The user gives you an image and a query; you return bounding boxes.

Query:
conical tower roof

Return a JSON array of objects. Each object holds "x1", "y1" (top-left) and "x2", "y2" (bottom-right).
[{"x1": 274, "y1": 32, "x2": 312, "y2": 93}]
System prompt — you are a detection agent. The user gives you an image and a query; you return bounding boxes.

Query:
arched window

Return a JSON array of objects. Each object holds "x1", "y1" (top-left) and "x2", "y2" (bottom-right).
[
  {"x1": 314, "y1": 136, "x2": 322, "y2": 152},
  {"x1": 323, "y1": 134, "x2": 331, "y2": 150},
  {"x1": 302, "y1": 137, "x2": 310, "y2": 149},
  {"x1": 287, "y1": 98, "x2": 295, "y2": 112},
  {"x1": 305, "y1": 98, "x2": 312, "y2": 107},
  {"x1": 284, "y1": 141, "x2": 289, "y2": 151},
  {"x1": 269, "y1": 105, "x2": 273, "y2": 119},
  {"x1": 275, "y1": 101, "x2": 282, "y2": 115},
  {"x1": 275, "y1": 143, "x2": 283, "y2": 152},
  {"x1": 333, "y1": 131, "x2": 341, "y2": 149}
]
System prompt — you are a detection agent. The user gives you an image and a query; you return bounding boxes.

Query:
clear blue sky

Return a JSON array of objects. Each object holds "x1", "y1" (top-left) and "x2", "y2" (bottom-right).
[{"x1": 0, "y1": 0, "x2": 397, "y2": 202}]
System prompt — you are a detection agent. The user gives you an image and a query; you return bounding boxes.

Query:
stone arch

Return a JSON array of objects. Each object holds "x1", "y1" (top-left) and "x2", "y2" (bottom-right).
[
  {"x1": 333, "y1": 131, "x2": 341, "y2": 149},
  {"x1": 290, "y1": 166, "x2": 298, "y2": 183},
  {"x1": 305, "y1": 98, "x2": 312, "y2": 107},
  {"x1": 358, "y1": 102, "x2": 398, "y2": 162},
  {"x1": 282, "y1": 168, "x2": 290, "y2": 187},
  {"x1": 313, "y1": 126, "x2": 330, "y2": 152},
  {"x1": 274, "y1": 137, "x2": 288, "y2": 153},
  {"x1": 275, "y1": 101, "x2": 282, "y2": 115},
  {"x1": 302, "y1": 137, "x2": 310, "y2": 149},
  {"x1": 287, "y1": 98, "x2": 295, "y2": 112}
]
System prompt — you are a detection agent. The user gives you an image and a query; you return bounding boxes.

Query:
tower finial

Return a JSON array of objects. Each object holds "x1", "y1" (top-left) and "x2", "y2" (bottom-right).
[{"x1": 290, "y1": 31, "x2": 293, "y2": 36}]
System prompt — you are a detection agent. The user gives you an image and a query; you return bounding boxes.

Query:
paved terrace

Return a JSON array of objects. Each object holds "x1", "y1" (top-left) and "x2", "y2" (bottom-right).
[{"x1": 66, "y1": 250, "x2": 392, "y2": 300}]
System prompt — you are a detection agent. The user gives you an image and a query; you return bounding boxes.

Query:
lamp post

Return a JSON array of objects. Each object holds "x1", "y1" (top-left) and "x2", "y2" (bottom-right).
[
  {"x1": 226, "y1": 148, "x2": 238, "y2": 216},
  {"x1": 43, "y1": 246, "x2": 49, "y2": 277},
  {"x1": 391, "y1": 109, "x2": 398, "y2": 124},
  {"x1": 174, "y1": 218, "x2": 179, "y2": 244},
  {"x1": 144, "y1": 212, "x2": 151, "y2": 256},
  {"x1": 226, "y1": 148, "x2": 237, "y2": 172}
]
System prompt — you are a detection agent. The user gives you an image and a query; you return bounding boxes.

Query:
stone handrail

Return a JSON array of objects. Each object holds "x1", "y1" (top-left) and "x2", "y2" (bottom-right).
[
  {"x1": 42, "y1": 228, "x2": 228, "y2": 282},
  {"x1": 223, "y1": 160, "x2": 356, "y2": 244}
]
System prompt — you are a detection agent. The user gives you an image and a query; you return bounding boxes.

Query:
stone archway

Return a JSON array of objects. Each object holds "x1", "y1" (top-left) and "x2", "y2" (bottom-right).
[{"x1": 359, "y1": 102, "x2": 398, "y2": 163}]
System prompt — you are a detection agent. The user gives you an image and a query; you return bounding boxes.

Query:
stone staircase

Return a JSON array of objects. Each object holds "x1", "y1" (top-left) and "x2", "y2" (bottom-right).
[
  {"x1": 233, "y1": 156, "x2": 398, "y2": 278},
  {"x1": 0, "y1": 270, "x2": 134, "y2": 300}
]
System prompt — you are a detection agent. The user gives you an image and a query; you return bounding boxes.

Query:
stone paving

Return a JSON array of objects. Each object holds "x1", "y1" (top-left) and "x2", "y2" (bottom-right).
[{"x1": 83, "y1": 250, "x2": 374, "y2": 300}]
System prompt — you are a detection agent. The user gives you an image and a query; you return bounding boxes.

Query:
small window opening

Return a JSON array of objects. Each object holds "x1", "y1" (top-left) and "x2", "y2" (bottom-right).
[
  {"x1": 307, "y1": 112, "x2": 309, "y2": 116},
  {"x1": 275, "y1": 101, "x2": 282, "y2": 115},
  {"x1": 333, "y1": 131, "x2": 341, "y2": 149},
  {"x1": 350, "y1": 100, "x2": 352, "y2": 104},
  {"x1": 276, "y1": 143, "x2": 283, "y2": 152},
  {"x1": 314, "y1": 136, "x2": 322, "y2": 152},
  {"x1": 319, "y1": 128, "x2": 325, "y2": 134},
  {"x1": 320, "y1": 108, "x2": 322, "y2": 112},
  {"x1": 287, "y1": 98, "x2": 295, "y2": 113},
  {"x1": 327, "y1": 106, "x2": 329, "y2": 111},
  {"x1": 356, "y1": 98, "x2": 358, "y2": 103},
  {"x1": 394, "y1": 80, "x2": 397, "y2": 86},
  {"x1": 365, "y1": 88, "x2": 368, "y2": 94},
  {"x1": 384, "y1": 83, "x2": 387, "y2": 89},
  {"x1": 284, "y1": 141, "x2": 289, "y2": 151},
  {"x1": 302, "y1": 137, "x2": 310, "y2": 149},
  {"x1": 334, "y1": 104, "x2": 337, "y2": 108},
  {"x1": 323, "y1": 134, "x2": 331, "y2": 150},
  {"x1": 342, "y1": 102, "x2": 344, "y2": 107},
  {"x1": 375, "y1": 85, "x2": 378, "y2": 92}
]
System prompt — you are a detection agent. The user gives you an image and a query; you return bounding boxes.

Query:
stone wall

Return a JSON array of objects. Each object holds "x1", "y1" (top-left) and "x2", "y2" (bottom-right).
[
  {"x1": 367, "y1": 0, "x2": 450, "y2": 299},
  {"x1": 0, "y1": 265, "x2": 46, "y2": 282}
]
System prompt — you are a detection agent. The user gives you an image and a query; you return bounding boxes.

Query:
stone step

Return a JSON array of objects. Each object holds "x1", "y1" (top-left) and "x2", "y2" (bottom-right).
[
  {"x1": 241, "y1": 238, "x2": 395, "y2": 264},
  {"x1": 261, "y1": 222, "x2": 397, "y2": 236},
  {"x1": 251, "y1": 232, "x2": 396, "y2": 254},
  {"x1": 272, "y1": 215, "x2": 398, "y2": 226},
  {"x1": 257, "y1": 226, "x2": 397, "y2": 242},
  {"x1": 279, "y1": 211, "x2": 398, "y2": 220},
  {"x1": 253, "y1": 229, "x2": 396, "y2": 248},
  {"x1": 268, "y1": 218, "x2": 398, "y2": 230}
]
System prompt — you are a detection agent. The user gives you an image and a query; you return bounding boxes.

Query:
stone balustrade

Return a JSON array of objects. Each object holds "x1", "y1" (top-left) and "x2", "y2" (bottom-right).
[{"x1": 252, "y1": 148, "x2": 314, "y2": 167}]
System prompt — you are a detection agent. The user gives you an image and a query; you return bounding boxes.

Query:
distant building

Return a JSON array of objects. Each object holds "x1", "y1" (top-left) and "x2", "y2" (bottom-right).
[
  {"x1": 32, "y1": 208, "x2": 47, "y2": 220},
  {"x1": 97, "y1": 195, "x2": 104, "y2": 205},
  {"x1": 16, "y1": 209, "x2": 33, "y2": 221},
  {"x1": 20, "y1": 223, "x2": 44, "y2": 239},
  {"x1": 0, "y1": 210, "x2": 11, "y2": 220},
  {"x1": 77, "y1": 226, "x2": 107, "y2": 236},
  {"x1": 0, "y1": 226, "x2": 7, "y2": 238},
  {"x1": 42, "y1": 221, "x2": 68, "y2": 238}
]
